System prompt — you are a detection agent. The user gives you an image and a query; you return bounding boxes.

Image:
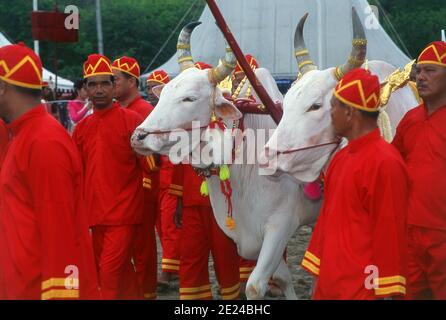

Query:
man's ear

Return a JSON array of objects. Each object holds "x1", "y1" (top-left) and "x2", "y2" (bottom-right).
[
  {"x1": 214, "y1": 90, "x2": 242, "y2": 120},
  {"x1": 152, "y1": 85, "x2": 165, "y2": 98}
]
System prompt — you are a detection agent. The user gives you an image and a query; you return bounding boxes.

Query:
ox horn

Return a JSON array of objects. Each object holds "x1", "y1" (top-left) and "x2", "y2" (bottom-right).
[
  {"x1": 294, "y1": 13, "x2": 318, "y2": 75},
  {"x1": 177, "y1": 21, "x2": 202, "y2": 72},
  {"x1": 335, "y1": 7, "x2": 367, "y2": 80},
  {"x1": 210, "y1": 42, "x2": 237, "y2": 84}
]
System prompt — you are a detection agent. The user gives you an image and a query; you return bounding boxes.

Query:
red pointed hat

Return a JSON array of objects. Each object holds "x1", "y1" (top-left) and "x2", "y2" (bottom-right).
[
  {"x1": 83, "y1": 54, "x2": 113, "y2": 79},
  {"x1": 194, "y1": 61, "x2": 213, "y2": 70},
  {"x1": 112, "y1": 56, "x2": 140, "y2": 78},
  {"x1": 417, "y1": 41, "x2": 446, "y2": 67},
  {"x1": 234, "y1": 54, "x2": 258, "y2": 74},
  {"x1": 333, "y1": 68, "x2": 381, "y2": 112},
  {"x1": 146, "y1": 70, "x2": 170, "y2": 85},
  {"x1": 0, "y1": 42, "x2": 43, "y2": 89}
]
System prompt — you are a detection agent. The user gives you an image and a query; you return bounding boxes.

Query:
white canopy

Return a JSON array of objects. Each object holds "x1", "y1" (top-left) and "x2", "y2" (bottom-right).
[{"x1": 143, "y1": 0, "x2": 410, "y2": 80}]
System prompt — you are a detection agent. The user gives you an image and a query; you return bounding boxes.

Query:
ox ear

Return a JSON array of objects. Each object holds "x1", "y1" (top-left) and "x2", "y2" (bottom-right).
[
  {"x1": 214, "y1": 91, "x2": 243, "y2": 120},
  {"x1": 152, "y1": 84, "x2": 165, "y2": 99}
]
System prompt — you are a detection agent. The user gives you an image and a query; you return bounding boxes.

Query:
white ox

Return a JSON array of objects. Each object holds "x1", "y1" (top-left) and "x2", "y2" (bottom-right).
[
  {"x1": 263, "y1": 9, "x2": 420, "y2": 183},
  {"x1": 131, "y1": 22, "x2": 320, "y2": 300}
]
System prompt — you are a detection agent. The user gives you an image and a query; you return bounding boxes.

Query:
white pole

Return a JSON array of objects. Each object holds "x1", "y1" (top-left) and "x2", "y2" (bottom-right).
[
  {"x1": 442, "y1": 29, "x2": 445, "y2": 42},
  {"x1": 33, "y1": 0, "x2": 39, "y2": 55},
  {"x1": 96, "y1": 0, "x2": 104, "y2": 54}
]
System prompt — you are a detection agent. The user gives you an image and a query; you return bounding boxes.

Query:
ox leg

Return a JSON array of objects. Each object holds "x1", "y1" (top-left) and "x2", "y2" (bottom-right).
[
  {"x1": 245, "y1": 214, "x2": 298, "y2": 300},
  {"x1": 271, "y1": 258, "x2": 297, "y2": 300}
]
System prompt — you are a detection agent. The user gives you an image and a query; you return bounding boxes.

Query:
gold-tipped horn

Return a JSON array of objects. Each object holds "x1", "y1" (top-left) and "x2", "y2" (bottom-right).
[
  {"x1": 177, "y1": 21, "x2": 202, "y2": 72},
  {"x1": 334, "y1": 7, "x2": 367, "y2": 80},
  {"x1": 294, "y1": 13, "x2": 318, "y2": 76},
  {"x1": 209, "y1": 43, "x2": 236, "y2": 85}
]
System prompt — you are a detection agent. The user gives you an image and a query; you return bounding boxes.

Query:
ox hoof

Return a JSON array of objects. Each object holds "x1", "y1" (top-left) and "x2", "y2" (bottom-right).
[{"x1": 246, "y1": 285, "x2": 259, "y2": 299}]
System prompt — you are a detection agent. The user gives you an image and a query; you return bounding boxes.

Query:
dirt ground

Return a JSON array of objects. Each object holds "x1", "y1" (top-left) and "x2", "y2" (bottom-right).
[{"x1": 155, "y1": 225, "x2": 314, "y2": 300}]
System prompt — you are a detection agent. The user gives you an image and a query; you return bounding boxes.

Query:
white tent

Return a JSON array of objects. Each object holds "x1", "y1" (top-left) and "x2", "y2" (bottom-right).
[
  {"x1": 0, "y1": 31, "x2": 74, "y2": 90},
  {"x1": 143, "y1": 0, "x2": 410, "y2": 80}
]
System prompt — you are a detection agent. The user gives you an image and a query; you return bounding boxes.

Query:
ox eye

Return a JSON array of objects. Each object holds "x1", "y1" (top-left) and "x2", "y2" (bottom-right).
[
  {"x1": 182, "y1": 97, "x2": 196, "y2": 103},
  {"x1": 307, "y1": 103, "x2": 322, "y2": 112}
]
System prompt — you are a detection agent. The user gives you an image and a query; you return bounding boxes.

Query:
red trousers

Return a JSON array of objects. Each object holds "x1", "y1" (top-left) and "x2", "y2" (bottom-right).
[
  {"x1": 133, "y1": 195, "x2": 158, "y2": 300},
  {"x1": 92, "y1": 225, "x2": 139, "y2": 300},
  {"x1": 179, "y1": 206, "x2": 240, "y2": 300},
  {"x1": 406, "y1": 225, "x2": 446, "y2": 300},
  {"x1": 158, "y1": 189, "x2": 181, "y2": 273}
]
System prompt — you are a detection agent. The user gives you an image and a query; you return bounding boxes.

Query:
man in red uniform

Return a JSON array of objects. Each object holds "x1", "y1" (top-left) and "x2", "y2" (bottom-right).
[
  {"x1": 146, "y1": 69, "x2": 169, "y2": 107},
  {"x1": 145, "y1": 70, "x2": 182, "y2": 287},
  {"x1": 0, "y1": 43, "x2": 99, "y2": 300},
  {"x1": 393, "y1": 41, "x2": 446, "y2": 300},
  {"x1": 112, "y1": 56, "x2": 159, "y2": 300},
  {"x1": 170, "y1": 163, "x2": 240, "y2": 300},
  {"x1": 73, "y1": 54, "x2": 144, "y2": 299},
  {"x1": 165, "y1": 61, "x2": 240, "y2": 300},
  {"x1": 301, "y1": 68, "x2": 409, "y2": 300}
]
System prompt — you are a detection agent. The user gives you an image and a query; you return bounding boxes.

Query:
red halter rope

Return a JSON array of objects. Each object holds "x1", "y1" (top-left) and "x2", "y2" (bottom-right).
[{"x1": 277, "y1": 139, "x2": 342, "y2": 155}]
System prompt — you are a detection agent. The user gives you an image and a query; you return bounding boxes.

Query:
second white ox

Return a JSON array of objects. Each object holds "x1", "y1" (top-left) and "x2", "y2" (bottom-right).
[
  {"x1": 263, "y1": 9, "x2": 420, "y2": 183},
  {"x1": 131, "y1": 22, "x2": 320, "y2": 300}
]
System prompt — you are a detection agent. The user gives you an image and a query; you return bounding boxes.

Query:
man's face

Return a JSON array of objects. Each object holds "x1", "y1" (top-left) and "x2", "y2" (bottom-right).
[
  {"x1": 330, "y1": 95, "x2": 351, "y2": 137},
  {"x1": 416, "y1": 64, "x2": 446, "y2": 101},
  {"x1": 231, "y1": 72, "x2": 245, "y2": 93},
  {"x1": 85, "y1": 75, "x2": 115, "y2": 109},
  {"x1": 113, "y1": 70, "x2": 132, "y2": 101},
  {"x1": 146, "y1": 81, "x2": 160, "y2": 106}
]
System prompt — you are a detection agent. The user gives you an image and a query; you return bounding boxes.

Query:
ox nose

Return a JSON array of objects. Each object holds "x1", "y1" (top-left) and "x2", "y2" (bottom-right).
[
  {"x1": 131, "y1": 129, "x2": 148, "y2": 147},
  {"x1": 136, "y1": 130, "x2": 149, "y2": 141},
  {"x1": 131, "y1": 128, "x2": 149, "y2": 144}
]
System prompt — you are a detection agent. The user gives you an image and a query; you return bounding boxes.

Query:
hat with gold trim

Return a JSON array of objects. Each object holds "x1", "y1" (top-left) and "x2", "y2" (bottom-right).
[
  {"x1": 417, "y1": 41, "x2": 446, "y2": 67},
  {"x1": 112, "y1": 56, "x2": 140, "y2": 78},
  {"x1": 333, "y1": 68, "x2": 380, "y2": 112},
  {"x1": 146, "y1": 70, "x2": 170, "y2": 85},
  {"x1": 0, "y1": 42, "x2": 43, "y2": 89},
  {"x1": 234, "y1": 54, "x2": 258, "y2": 75},
  {"x1": 83, "y1": 54, "x2": 113, "y2": 79}
]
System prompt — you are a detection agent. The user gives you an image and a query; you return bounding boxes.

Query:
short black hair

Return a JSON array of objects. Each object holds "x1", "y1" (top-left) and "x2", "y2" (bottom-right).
[
  {"x1": 358, "y1": 109, "x2": 380, "y2": 121},
  {"x1": 83, "y1": 75, "x2": 115, "y2": 85},
  {"x1": 121, "y1": 71, "x2": 140, "y2": 87},
  {"x1": 13, "y1": 84, "x2": 42, "y2": 98}
]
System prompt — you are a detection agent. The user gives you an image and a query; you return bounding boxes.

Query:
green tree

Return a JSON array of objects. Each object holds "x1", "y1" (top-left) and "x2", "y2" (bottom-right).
[
  {"x1": 370, "y1": 0, "x2": 446, "y2": 58},
  {"x1": 0, "y1": 0, "x2": 203, "y2": 81}
]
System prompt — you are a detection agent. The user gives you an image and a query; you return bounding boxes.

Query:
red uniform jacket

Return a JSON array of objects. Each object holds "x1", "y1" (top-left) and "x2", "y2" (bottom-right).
[
  {"x1": 169, "y1": 163, "x2": 211, "y2": 207},
  {"x1": 73, "y1": 103, "x2": 144, "y2": 226},
  {"x1": 301, "y1": 129, "x2": 409, "y2": 299},
  {"x1": 160, "y1": 156, "x2": 174, "y2": 190},
  {"x1": 126, "y1": 95, "x2": 159, "y2": 202},
  {"x1": 0, "y1": 105, "x2": 98, "y2": 300},
  {"x1": 0, "y1": 119, "x2": 8, "y2": 167},
  {"x1": 392, "y1": 104, "x2": 446, "y2": 231}
]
